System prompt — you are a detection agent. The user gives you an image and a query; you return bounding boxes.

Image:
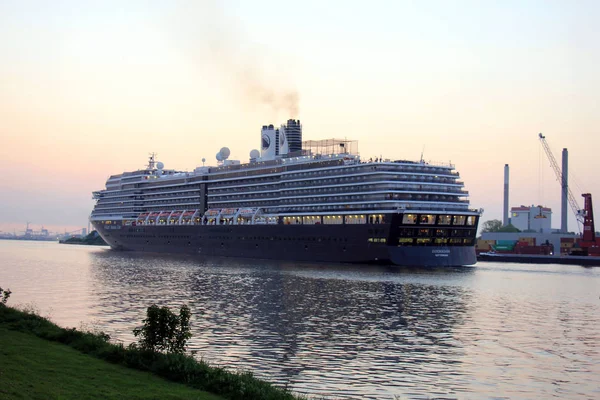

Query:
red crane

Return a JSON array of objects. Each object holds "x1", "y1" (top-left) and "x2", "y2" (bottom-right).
[{"x1": 578, "y1": 193, "x2": 600, "y2": 255}]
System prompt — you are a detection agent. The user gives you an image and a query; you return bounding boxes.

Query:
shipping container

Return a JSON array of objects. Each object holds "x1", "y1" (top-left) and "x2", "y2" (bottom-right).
[
  {"x1": 497, "y1": 240, "x2": 517, "y2": 246},
  {"x1": 477, "y1": 239, "x2": 494, "y2": 249},
  {"x1": 518, "y1": 237, "x2": 536, "y2": 245},
  {"x1": 493, "y1": 244, "x2": 515, "y2": 251}
]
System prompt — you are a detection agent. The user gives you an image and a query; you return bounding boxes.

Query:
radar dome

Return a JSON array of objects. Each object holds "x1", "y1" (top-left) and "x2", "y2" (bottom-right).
[
  {"x1": 156, "y1": 162, "x2": 164, "y2": 170},
  {"x1": 201, "y1": 158, "x2": 206, "y2": 163},
  {"x1": 250, "y1": 149, "x2": 260, "y2": 159},
  {"x1": 216, "y1": 152, "x2": 223, "y2": 161},
  {"x1": 219, "y1": 147, "x2": 231, "y2": 159}
]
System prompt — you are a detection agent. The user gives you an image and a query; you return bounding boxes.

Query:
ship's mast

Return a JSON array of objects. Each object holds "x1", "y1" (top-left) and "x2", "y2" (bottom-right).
[{"x1": 147, "y1": 153, "x2": 157, "y2": 170}]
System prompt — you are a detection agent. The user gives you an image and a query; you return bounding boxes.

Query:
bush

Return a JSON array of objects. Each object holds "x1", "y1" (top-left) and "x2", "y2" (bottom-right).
[
  {"x1": 0, "y1": 286, "x2": 11, "y2": 305},
  {"x1": 133, "y1": 304, "x2": 192, "y2": 354}
]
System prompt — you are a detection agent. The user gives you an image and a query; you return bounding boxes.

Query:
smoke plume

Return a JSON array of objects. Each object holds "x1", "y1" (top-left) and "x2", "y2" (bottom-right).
[
  {"x1": 176, "y1": 1, "x2": 300, "y2": 118},
  {"x1": 238, "y1": 67, "x2": 299, "y2": 117}
]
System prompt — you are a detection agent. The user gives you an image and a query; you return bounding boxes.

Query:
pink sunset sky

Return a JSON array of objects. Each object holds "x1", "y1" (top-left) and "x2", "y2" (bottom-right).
[{"x1": 1, "y1": 0, "x2": 598, "y2": 235}]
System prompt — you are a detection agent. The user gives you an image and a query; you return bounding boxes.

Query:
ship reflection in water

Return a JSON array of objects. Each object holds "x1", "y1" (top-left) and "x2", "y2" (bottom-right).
[
  {"x1": 1, "y1": 241, "x2": 598, "y2": 399},
  {"x1": 84, "y1": 250, "x2": 599, "y2": 399}
]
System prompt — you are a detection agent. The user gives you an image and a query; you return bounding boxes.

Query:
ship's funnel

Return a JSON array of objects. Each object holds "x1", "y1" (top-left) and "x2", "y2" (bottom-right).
[
  {"x1": 282, "y1": 119, "x2": 302, "y2": 153},
  {"x1": 260, "y1": 125, "x2": 276, "y2": 160}
]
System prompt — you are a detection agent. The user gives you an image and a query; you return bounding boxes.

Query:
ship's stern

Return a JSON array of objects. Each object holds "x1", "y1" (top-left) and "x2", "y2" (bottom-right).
[{"x1": 387, "y1": 246, "x2": 477, "y2": 267}]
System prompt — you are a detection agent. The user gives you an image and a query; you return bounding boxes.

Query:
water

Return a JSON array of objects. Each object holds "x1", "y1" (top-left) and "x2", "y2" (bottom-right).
[{"x1": 1, "y1": 240, "x2": 599, "y2": 399}]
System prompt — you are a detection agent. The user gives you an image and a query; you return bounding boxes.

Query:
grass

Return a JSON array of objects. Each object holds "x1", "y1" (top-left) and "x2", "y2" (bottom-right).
[
  {"x1": 0, "y1": 328, "x2": 222, "y2": 400},
  {"x1": 0, "y1": 305, "x2": 306, "y2": 400}
]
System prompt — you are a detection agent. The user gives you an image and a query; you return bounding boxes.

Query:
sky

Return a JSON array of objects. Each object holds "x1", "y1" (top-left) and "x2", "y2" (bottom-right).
[{"x1": 1, "y1": 0, "x2": 599, "y2": 235}]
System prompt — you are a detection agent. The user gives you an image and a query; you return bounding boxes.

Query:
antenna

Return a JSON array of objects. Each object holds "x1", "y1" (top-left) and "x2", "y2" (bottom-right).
[
  {"x1": 147, "y1": 153, "x2": 157, "y2": 170},
  {"x1": 420, "y1": 146, "x2": 425, "y2": 163}
]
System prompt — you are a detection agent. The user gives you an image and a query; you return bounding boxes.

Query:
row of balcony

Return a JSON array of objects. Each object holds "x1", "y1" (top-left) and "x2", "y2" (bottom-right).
[
  {"x1": 209, "y1": 173, "x2": 462, "y2": 195},
  {"x1": 209, "y1": 185, "x2": 468, "y2": 201}
]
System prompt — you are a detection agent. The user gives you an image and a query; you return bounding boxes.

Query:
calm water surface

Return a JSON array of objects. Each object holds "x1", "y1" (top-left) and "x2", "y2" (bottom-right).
[{"x1": 1, "y1": 240, "x2": 599, "y2": 399}]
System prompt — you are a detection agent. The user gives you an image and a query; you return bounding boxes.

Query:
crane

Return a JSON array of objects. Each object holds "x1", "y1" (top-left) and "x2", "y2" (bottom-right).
[{"x1": 538, "y1": 133, "x2": 584, "y2": 229}]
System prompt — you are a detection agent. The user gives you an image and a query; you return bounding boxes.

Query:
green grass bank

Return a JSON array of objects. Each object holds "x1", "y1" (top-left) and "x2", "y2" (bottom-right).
[
  {"x1": 0, "y1": 328, "x2": 221, "y2": 400},
  {"x1": 0, "y1": 305, "x2": 305, "y2": 400}
]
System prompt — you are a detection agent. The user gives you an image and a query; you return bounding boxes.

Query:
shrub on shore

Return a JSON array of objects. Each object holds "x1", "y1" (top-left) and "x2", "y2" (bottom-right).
[
  {"x1": 0, "y1": 286, "x2": 11, "y2": 305},
  {"x1": 133, "y1": 304, "x2": 192, "y2": 354},
  {"x1": 0, "y1": 304, "x2": 304, "y2": 400}
]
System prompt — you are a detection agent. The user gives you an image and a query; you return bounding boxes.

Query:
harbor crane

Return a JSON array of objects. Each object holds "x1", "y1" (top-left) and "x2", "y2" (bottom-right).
[
  {"x1": 539, "y1": 133, "x2": 599, "y2": 254},
  {"x1": 538, "y1": 133, "x2": 584, "y2": 229}
]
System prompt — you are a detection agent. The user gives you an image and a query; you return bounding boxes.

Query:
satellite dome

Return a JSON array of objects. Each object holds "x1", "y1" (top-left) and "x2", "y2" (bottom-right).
[
  {"x1": 216, "y1": 152, "x2": 223, "y2": 161},
  {"x1": 250, "y1": 149, "x2": 260, "y2": 159},
  {"x1": 156, "y1": 162, "x2": 164, "y2": 170},
  {"x1": 201, "y1": 158, "x2": 206, "y2": 163},
  {"x1": 220, "y1": 147, "x2": 231, "y2": 159}
]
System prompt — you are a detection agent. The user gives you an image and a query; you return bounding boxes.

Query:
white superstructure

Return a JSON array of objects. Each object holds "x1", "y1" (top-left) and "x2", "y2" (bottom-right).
[{"x1": 90, "y1": 121, "x2": 475, "y2": 227}]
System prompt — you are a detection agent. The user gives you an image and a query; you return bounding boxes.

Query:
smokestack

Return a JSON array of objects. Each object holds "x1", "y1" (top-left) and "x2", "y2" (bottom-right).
[
  {"x1": 503, "y1": 164, "x2": 509, "y2": 226},
  {"x1": 282, "y1": 119, "x2": 302, "y2": 153},
  {"x1": 561, "y1": 148, "x2": 568, "y2": 232}
]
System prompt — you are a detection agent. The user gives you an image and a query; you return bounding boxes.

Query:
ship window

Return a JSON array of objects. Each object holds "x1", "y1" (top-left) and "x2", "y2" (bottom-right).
[
  {"x1": 420, "y1": 215, "x2": 435, "y2": 225},
  {"x1": 466, "y1": 216, "x2": 477, "y2": 226},
  {"x1": 438, "y1": 215, "x2": 452, "y2": 225},
  {"x1": 284, "y1": 216, "x2": 302, "y2": 225},
  {"x1": 323, "y1": 215, "x2": 343, "y2": 225},
  {"x1": 435, "y1": 238, "x2": 448, "y2": 244},
  {"x1": 416, "y1": 238, "x2": 431, "y2": 244},
  {"x1": 369, "y1": 214, "x2": 384, "y2": 224},
  {"x1": 435, "y1": 229, "x2": 447, "y2": 237},
  {"x1": 302, "y1": 216, "x2": 320, "y2": 225},
  {"x1": 402, "y1": 214, "x2": 417, "y2": 224},
  {"x1": 399, "y1": 228, "x2": 414, "y2": 237},
  {"x1": 398, "y1": 238, "x2": 413, "y2": 245},
  {"x1": 418, "y1": 229, "x2": 430, "y2": 237},
  {"x1": 345, "y1": 215, "x2": 366, "y2": 224},
  {"x1": 453, "y1": 215, "x2": 466, "y2": 225}
]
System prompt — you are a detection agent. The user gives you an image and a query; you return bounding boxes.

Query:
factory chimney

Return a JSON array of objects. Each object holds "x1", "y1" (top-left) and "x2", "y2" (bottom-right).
[
  {"x1": 503, "y1": 164, "x2": 509, "y2": 226},
  {"x1": 561, "y1": 148, "x2": 568, "y2": 232}
]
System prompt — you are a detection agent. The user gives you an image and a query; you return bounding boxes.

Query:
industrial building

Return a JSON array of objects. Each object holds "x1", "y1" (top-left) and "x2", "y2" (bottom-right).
[
  {"x1": 501, "y1": 139, "x2": 571, "y2": 233},
  {"x1": 510, "y1": 205, "x2": 552, "y2": 233}
]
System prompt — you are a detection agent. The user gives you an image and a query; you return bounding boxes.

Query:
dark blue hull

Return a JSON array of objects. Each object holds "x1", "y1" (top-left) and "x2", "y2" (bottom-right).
[{"x1": 93, "y1": 222, "x2": 476, "y2": 267}]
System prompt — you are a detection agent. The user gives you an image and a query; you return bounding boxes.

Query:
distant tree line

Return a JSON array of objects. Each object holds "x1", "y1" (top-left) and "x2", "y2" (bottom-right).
[{"x1": 480, "y1": 219, "x2": 521, "y2": 233}]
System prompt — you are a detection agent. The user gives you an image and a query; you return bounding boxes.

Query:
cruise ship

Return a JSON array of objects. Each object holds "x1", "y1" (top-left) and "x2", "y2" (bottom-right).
[{"x1": 90, "y1": 120, "x2": 481, "y2": 266}]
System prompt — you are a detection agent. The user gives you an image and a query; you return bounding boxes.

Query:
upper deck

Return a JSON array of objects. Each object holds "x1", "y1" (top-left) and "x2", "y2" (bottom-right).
[{"x1": 90, "y1": 136, "x2": 473, "y2": 221}]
